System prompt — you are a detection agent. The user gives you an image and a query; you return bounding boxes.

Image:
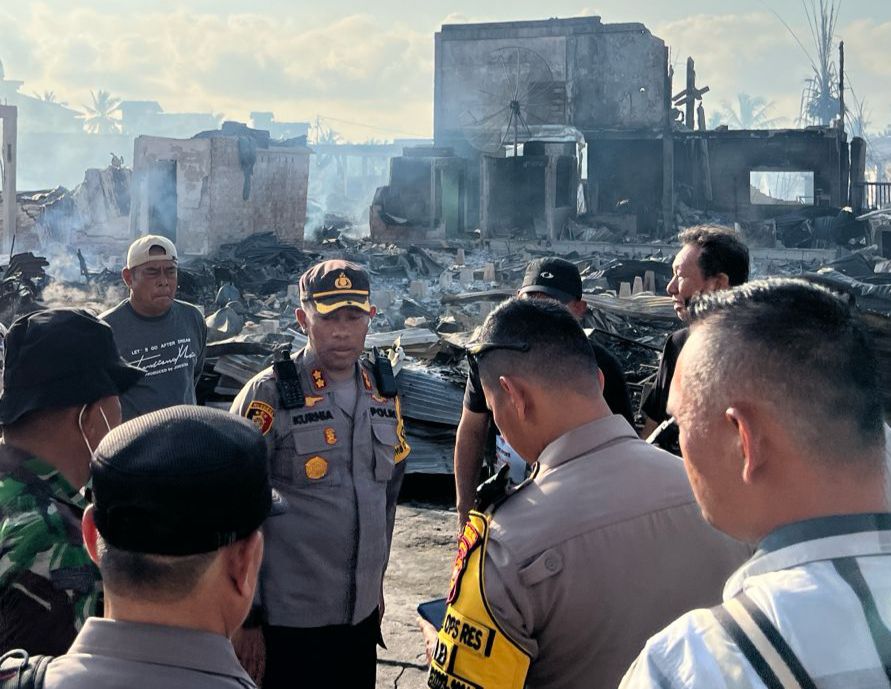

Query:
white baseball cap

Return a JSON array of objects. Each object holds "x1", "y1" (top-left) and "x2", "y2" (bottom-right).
[{"x1": 126, "y1": 235, "x2": 178, "y2": 269}]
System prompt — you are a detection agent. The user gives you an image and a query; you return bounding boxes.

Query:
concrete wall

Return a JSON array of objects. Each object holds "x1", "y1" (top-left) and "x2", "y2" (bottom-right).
[
  {"x1": 243, "y1": 147, "x2": 309, "y2": 248},
  {"x1": 131, "y1": 135, "x2": 309, "y2": 255},
  {"x1": 434, "y1": 17, "x2": 666, "y2": 145},
  {"x1": 677, "y1": 129, "x2": 847, "y2": 221},
  {"x1": 131, "y1": 135, "x2": 212, "y2": 255}
]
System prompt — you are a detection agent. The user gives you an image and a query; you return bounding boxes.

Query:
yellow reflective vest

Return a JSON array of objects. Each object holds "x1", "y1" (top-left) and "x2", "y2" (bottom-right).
[{"x1": 428, "y1": 511, "x2": 531, "y2": 689}]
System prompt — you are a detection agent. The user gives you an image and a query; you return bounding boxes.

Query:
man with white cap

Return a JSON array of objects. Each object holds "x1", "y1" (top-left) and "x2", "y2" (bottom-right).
[{"x1": 101, "y1": 235, "x2": 207, "y2": 421}]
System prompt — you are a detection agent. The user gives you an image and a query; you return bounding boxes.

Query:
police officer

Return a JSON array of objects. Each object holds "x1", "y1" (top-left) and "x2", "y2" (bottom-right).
[
  {"x1": 0, "y1": 309, "x2": 143, "y2": 655},
  {"x1": 31, "y1": 405, "x2": 285, "y2": 688},
  {"x1": 231, "y1": 260, "x2": 409, "y2": 689},
  {"x1": 427, "y1": 299, "x2": 749, "y2": 689}
]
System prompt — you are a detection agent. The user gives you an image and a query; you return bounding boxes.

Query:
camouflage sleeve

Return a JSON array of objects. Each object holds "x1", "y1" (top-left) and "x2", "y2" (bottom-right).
[{"x1": 0, "y1": 490, "x2": 101, "y2": 655}]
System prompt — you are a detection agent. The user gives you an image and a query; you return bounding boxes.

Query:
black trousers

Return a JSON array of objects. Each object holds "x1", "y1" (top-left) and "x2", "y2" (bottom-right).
[{"x1": 263, "y1": 610, "x2": 380, "y2": 689}]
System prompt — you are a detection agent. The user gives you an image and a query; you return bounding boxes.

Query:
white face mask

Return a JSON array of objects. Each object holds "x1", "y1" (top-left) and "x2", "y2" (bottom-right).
[{"x1": 78, "y1": 403, "x2": 112, "y2": 456}]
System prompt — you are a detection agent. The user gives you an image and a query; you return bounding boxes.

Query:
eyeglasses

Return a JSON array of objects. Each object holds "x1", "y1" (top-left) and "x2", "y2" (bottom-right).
[{"x1": 466, "y1": 342, "x2": 530, "y2": 378}]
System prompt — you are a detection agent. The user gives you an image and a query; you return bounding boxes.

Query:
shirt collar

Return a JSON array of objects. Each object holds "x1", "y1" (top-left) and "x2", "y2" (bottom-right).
[
  {"x1": 69, "y1": 619, "x2": 254, "y2": 683},
  {"x1": 537, "y1": 415, "x2": 638, "y2": 470},
  {"x1": 723, "y1": 512, "x2": 891, "y2": 599}
]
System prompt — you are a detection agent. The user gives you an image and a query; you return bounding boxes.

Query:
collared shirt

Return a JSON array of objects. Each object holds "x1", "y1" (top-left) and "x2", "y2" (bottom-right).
[
  {"x1": 231, "y1": 348, "x2": 408, "y2": 627},
  {"x1": 0, "y1": 444, "x2": 101, "y2": 655},
  {"x1": 45, "y1": 618, "x2": 256, "y2": 688},
  {"x1": 479, "y1": 415, "x2": 751, "y2": 689},
  {"x1": 620, "y1": 513, "x2": 891, "y2": 689}
]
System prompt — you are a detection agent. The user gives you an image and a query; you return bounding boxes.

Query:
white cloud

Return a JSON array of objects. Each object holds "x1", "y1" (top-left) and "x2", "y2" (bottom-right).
[
  {"x1": 2, "y1": 5, "x2": 434, "y2": 141},
  {"x1": 656, "y1": 12, "x2": 891, "y2": 131}
]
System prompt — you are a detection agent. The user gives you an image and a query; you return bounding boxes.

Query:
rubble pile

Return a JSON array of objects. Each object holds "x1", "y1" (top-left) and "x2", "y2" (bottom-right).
[{"x1": 3, "y1": 214, "x2": 891, "y2": 475}]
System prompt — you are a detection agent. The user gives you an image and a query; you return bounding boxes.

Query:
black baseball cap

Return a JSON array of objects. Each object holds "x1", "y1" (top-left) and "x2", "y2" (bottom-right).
[
  {"x1": 91, "y1": 405, "x2": 286, "y2": 556},
  {"x1": 299, "y1": 259, "x2": 371, "y2": 314},
  {"x1": 518, "y1": 257, "x2": 582, "y2": 303},
  {"x1": 0, "y1": 308, "x2": 144, "y2": 425}
]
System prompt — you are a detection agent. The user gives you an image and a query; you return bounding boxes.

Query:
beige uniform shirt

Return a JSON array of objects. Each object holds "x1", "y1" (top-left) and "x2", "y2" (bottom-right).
[
  {"x1": 482, "y1": 415, "x2": 751, "y2": 689},
  {"x1": 231, "y1": 348, "x2": 408, "y2": 628},
  {"x1": 45, "y1": 619, "x2": 255, "y2": 689}
]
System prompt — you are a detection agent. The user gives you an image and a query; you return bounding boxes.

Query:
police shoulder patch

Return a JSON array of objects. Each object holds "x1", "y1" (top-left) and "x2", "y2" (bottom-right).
[{"x1": 245, "y1": 400, "x2": 275, "y2": 435}]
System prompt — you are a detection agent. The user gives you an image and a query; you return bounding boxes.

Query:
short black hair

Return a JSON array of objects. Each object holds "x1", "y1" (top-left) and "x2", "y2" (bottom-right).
[
  {"x1": 687, "y1": 278, "x2": 884, "y2": 465},
  {"x1": 678, "y1": 225, "x2": 750, "y2": 286},
  {"x1": 473, "y1": 298, "x2": 598, "y2": 394},
  {"x1": 97, "y1": 540, "x2": 218, "y2": 603}
]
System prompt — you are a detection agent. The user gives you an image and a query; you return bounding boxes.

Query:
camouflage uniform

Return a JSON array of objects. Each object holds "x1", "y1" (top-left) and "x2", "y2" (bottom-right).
[{"x1": 0, "y1": 443, "x2": 101, "y2": 655}]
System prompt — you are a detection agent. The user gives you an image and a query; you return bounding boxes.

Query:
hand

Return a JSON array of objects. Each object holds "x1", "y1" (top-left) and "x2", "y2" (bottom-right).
[
  {"x1": 417, "y1": 616, "x2": 439, "y2": 664},
  {"x1": 232, "y1": 626, "x2": 265, "y2": 685}
]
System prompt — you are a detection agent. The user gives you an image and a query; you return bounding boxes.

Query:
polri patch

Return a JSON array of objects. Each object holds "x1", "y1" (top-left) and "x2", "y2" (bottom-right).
[
  {"x1": 245, "y1": 401, "x2": 274, "y2": 435},
  {"x1": 324, "y1": 427, "x2": 337, "y2": 445}
]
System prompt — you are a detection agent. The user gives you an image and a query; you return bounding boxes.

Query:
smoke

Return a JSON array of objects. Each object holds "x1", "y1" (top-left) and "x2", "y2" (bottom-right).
[{"x1": 40, "y1": 280, "x2": 125, "y2": 315}]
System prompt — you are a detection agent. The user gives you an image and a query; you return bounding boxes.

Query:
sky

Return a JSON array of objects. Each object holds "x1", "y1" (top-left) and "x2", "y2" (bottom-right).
[{"x1": 1, "y1": 0, "x2": 890, "y2": 141}]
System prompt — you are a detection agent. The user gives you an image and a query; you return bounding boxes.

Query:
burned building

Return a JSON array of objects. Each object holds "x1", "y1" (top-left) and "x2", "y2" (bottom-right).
[
  {"x1": 373, "y1": 15, "x2": 861, "y2": 243},
  {"x1": 130, "y1": 123, "x2": 311, "y2": 255}
]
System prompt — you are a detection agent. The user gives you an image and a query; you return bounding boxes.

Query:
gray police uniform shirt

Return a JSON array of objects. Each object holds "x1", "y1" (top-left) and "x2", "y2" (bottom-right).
[
  {"x1": 101, "y1": 299, "x2": 207, "y2": 421},
  {"x1": 483, "y1": 415, "x2": 752, "y2": 689},
  {"x1": 44, "y1": 618, "x2": 256, "y2": 688},
  {"x1": 231, "y1": 348, "x2": 408, "y2": 628}
]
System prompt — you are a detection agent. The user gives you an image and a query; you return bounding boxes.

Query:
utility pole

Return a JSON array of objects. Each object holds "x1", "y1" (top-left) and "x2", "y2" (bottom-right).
[
  {"x1": 0, "y1": 105, "x2": 16, "y2": 256},
  {"x1": 838, "y1": 41, "x2": 845, "y2": 129}
]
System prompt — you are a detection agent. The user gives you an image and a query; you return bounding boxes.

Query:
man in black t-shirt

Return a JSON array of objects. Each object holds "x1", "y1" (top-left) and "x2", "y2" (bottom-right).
[
  {"x1": 454, "y1": 257, "x2": 634, "y2": 528},
  {"x1": 640, "y1": 226, "x2": 749, "y2": 451}
]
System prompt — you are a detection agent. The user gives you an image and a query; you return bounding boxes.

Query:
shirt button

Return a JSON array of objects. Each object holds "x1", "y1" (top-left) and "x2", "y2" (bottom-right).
[{"x1": 545, "y1": 554, "x2": 559, "y2": 571}]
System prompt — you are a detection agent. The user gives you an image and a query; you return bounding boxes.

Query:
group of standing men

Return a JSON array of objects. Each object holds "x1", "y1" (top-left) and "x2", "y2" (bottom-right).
[{"x1": 0, "y1": 224, "x2": 888, "y2": 689}]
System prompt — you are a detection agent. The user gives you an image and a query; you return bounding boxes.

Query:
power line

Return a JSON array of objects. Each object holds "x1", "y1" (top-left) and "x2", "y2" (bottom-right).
[{"x1": 315, "y1": 115, "x2": 429, "y2": 139}]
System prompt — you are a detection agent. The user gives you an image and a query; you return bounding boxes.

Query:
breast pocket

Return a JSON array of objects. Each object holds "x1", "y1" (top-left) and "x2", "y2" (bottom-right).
[
  {"x1": 372, "y1": 422, "x2": 398, "y2": 482},
  {"x1": 272, "y1": 426, "x2": 343, "y2": 488}
]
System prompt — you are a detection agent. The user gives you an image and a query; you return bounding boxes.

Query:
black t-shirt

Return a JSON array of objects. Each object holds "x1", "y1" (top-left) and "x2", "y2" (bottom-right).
[
  {"x1": 641, "y1": 327, "x2": 690, "y2": 423},
  {"x1": 463, "y1": 339, "x2": 635, "y2": 425}
]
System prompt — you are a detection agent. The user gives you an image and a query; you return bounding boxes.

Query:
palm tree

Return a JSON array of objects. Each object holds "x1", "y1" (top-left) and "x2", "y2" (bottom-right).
[
  {"x1": 799, "y1": 0, "x2": 840, "y2": 126},
  {"x1": 80, "y1": 90, "x2": 122, "y2": 134},
  {"x1": 32, "y1": 90, "x2": 63, "y2": 105},
  {"x1": 711, "y1": 93, "x2": 784, "y2": 129}
]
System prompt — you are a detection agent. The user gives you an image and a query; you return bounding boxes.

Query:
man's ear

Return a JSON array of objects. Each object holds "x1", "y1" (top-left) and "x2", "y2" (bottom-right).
[
  {"x1": 295, "y1": 307, "x2": 308, "y2": 330},
  {"x1": 228, "y1": 531, "x2": 263, "y2": 598},
  {"x1": 725, "y1": 405, "x2": 764, "y2": 484},
  {"x1": 499, "y1": 375, "x2": 530, "y2": 421},
  {"x1": 709, "y1": 272, "x2": 730, "y2": 291},
  {"x1": 122, "y1": 267, "x2": 133, "y2": 289},
  {"x1": 368, "y1": 306, "x2": 377, "y2": 319},
  {"x1": 568, "y1": 299, "x2": 587, "y2": 319},
  {"x1": 81, "y1": 505, "x2": 101, "y2": 566}
]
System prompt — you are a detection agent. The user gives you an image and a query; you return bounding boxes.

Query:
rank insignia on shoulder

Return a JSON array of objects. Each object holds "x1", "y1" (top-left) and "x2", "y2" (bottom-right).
[
  {"x1": 304, "y1": 395, "x2": 325, "y2": 408},
  {"x1": 361, "y1": 369, "x2": 373, "y2": 391},
  {"x1": 324, "y1": 427, "x2": 337, "y2": 445},
  {"x1": 245, "y1": 401, "x2": 275, "y2": 435},
  {"x1": 305, "y1": 456, "x2": 328, "y2": 480},
  {"x1": 311, "y1": 369, "x2": 327, "y2": 390}
]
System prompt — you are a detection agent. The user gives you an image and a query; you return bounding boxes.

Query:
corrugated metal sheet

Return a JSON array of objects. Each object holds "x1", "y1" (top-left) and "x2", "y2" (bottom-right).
[
  {"x1": 396, "y1": 366, "x2": 463, "y2": 474},
  {"x1": 396, "y1": 367, "x2": 464, "y2": 426}
]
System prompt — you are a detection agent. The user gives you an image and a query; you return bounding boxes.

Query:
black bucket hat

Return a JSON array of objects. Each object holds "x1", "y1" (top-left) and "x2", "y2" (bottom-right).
[{"x1": 0, "y1": 308, "x2": 144, "y2": 424}]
